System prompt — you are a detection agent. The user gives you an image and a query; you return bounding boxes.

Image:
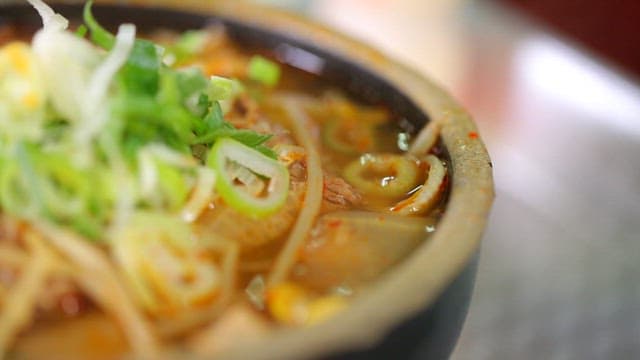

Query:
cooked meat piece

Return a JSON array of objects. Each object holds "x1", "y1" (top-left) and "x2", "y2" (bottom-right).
[
  {"x1": 226, "y1": 95, "x2": 261, "y2": 129},
  {"x1": 36, "y1": 276, "x2": 88, "y2": 321},
  {"x1": 321, "y1": 175, "x2": 362, "y2": 213},
  {"x1": 288, "y1": 161, "x2": 307, "y2": 183}
]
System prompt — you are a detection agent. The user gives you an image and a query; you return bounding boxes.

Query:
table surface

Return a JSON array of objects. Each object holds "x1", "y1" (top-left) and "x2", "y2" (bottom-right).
[{"x1": 261, "y1": 0, "x2": 640, "y2": 358}]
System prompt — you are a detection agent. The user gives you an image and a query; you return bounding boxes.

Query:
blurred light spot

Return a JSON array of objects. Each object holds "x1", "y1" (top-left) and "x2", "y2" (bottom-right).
[
  {"x1": 514, "y1": 35, "x2": 640, "y2": 137},
  {"x1": 275, "y1": 44, "x2": 325, "y2": 75}
]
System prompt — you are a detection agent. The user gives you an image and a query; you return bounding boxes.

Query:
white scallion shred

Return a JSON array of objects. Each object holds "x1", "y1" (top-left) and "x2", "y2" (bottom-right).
[
  {"x1": 26, "y1": 0, "x2": 69, "y2": 32},
  {"x1": 76, "y1": 24, "x2": 136, "y2": 145},
  {"x1": 227, "y1": 161, "x2": 265, "y2": 196},
  {"x1": 245, "y1": 275, "x2": 266, "y2": 310},
  {"x1": 102, "y1": 135, "x2": 137, "y2": 237},
  {"x1": 145, "y1": 144, "x2": 197, "y2": 168},
  {"x1": 138, "y1": 149, "x2": 159, "y2": 200},
  {"x1": 181, "y1": 168, "x2": 216, "y2": 223},
  {"x1": 138, "y1": 144, "x2": 202, "y2": 209},
  {"x1": 31, "y1": 30, "x2": 101, "y2": 125},
  {"x1": 110, "y1": 165, "x2": 136, "y2": 238}
]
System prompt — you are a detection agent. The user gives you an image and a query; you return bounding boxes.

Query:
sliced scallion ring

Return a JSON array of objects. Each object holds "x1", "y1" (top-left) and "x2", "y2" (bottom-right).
[
  {"x1": 207, "y1": 138, "x2": 289, "y2": 218},
  {"x1": 343, "y1": 153, "x2": 420, "y2": 198}
]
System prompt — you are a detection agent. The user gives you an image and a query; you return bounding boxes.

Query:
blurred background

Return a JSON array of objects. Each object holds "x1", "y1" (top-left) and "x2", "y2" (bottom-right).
[{"x1": 250, "y1": 0, "x2": 640, "y2": 358}]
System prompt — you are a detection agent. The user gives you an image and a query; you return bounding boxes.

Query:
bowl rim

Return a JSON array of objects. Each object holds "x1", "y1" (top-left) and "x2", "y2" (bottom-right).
[{"x1": 2, "y1": 1, "x2": 495, "y2": 358}]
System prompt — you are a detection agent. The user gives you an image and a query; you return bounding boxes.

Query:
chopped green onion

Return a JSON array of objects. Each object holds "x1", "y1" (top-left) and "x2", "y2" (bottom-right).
[
  {"x1": 194, "y1": 102, "x2": 277, "y2": 159},
  {"x1": 156, "y1": 161, "x2": 190, "y2": 211},
  {"x1": 75, "y1": 24, "x2": 88, "y2": 38},
  {"x1": 2, "y1": 3, "x2": 287, "y2": 241},
  {"x1": 83, "y1": 1, "x2": 115, "y2": 49},
  {"x1": 85, "y1": 0, "x2": 160, "y2": 95},
  {"x1": 210, "y1": 76, "x2": 245, "y2": 114},
  {"x1": 167, "y1": 30, "x2": 209, "y2": 64},
  {"x1": 208, "y1": 76, "x2": 236, "y2": 101},
  {"x1": 0, "y1": 143, "x2": 115, "y2": 239},
  {"x1": 248, "y1": 55, "x2": 281, "y2": 87},
  {"x1": 207, "y1": 138, "x2": 288, "y2": 218}
]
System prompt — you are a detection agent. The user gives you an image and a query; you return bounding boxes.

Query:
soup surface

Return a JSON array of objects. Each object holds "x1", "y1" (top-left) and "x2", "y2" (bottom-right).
[{"x1": 0, "y1": 2, "x2": 448, "y2": 358}]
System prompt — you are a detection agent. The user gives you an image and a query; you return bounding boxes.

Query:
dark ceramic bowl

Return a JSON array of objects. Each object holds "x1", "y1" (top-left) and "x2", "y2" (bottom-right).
[{"x1": 0, "y1": 2, "x2": 494, "y2": 359}]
